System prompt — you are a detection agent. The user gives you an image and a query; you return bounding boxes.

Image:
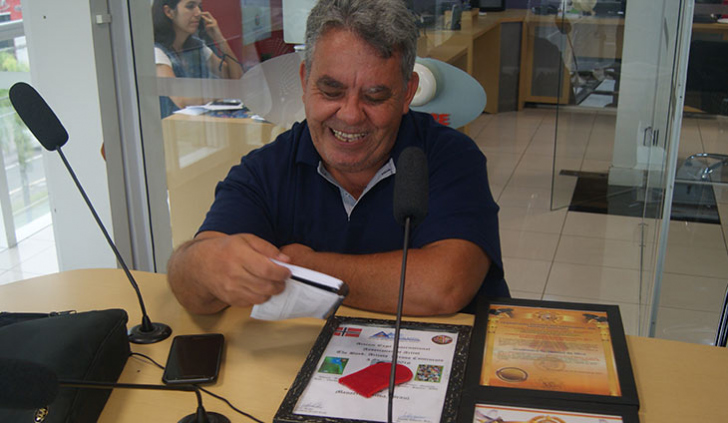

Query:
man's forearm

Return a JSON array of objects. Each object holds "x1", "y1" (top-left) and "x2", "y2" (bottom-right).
[
  {"x1": 167, "y1": 239, "x2": 229, "y2": 315},
  {"x1": 282, "y1": 239, "x2": 489, "y2": 316}
]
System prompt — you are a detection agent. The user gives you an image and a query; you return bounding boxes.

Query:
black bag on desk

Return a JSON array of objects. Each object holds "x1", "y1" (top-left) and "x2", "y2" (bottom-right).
[{"x1": 0, "y1": 309, "x2": 130, "y2": 422}]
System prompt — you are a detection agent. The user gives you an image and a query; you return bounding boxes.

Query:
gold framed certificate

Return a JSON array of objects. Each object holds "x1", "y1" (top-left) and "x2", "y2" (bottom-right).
[{"x1": 458, "y1": 298, "x2": 639, "y2": 423}]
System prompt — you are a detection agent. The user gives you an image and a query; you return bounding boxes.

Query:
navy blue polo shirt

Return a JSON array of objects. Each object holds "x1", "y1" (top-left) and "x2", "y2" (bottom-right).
[{"x1": 199, "y1": 111, "x2": 508, "y2": 302}]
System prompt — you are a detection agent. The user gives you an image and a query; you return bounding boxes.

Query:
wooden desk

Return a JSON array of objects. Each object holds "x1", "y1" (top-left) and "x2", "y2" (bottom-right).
[
  {"x1": 419, "y1": 10, "x2": 527, "y2": 114},
  {"x1": 692, "y1": 21, "x2": 728, "y2": 41},
  {"x1": 2, "y1": 269, "x2": 727, "y2": 422}
]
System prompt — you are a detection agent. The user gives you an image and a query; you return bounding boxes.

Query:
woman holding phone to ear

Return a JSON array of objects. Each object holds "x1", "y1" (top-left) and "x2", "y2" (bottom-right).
[{"x1": 152, "y1": 0, "x2": 243, "y2": 116}]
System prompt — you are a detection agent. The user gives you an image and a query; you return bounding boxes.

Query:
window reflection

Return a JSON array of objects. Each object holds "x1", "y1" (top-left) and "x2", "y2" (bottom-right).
[{"x1": 153, "y1": 1, "x2": 295, "y2": 247}]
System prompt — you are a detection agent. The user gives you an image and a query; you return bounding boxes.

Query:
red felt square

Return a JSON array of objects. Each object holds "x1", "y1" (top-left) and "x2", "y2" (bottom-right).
[{"x1": 338, "y1": 362, "x2": 413, "y2": 398}]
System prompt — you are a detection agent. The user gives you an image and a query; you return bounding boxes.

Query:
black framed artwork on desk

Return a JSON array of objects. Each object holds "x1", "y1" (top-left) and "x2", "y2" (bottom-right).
[
  {"x1": 457, "y1": 297, "x2": 640, "y2": 423},
  {"x1": 274, "y1": 316, "x2": 471, "y2": 423},
  {"x1": 471, "y1": 0, "x2": 505, "y2": 12}
]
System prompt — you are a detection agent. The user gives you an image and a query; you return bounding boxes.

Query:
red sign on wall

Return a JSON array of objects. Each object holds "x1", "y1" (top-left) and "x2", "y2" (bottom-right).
[
  {"x1": 0, "y1": 0, "x2": 22, "y2": 21},
  {"x1": 430, "y1": 113, "x2": 451, "y2": 126}
]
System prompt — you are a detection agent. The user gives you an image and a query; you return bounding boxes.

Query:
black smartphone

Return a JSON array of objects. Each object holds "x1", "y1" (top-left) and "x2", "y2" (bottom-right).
[{"x1": 162, "y1": 333, "x2": 224, "y2": 385}]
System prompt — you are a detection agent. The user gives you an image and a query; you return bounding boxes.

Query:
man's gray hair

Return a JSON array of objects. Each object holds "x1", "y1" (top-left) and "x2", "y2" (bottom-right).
[{"x1": 304, "y1": 0, "x2": 419, "y2": 83}]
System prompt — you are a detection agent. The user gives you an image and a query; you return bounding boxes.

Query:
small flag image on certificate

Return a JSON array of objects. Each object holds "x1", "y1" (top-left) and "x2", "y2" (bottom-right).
[{"x1": 334, "y1": 326, "x2": 362, "y2": 337}]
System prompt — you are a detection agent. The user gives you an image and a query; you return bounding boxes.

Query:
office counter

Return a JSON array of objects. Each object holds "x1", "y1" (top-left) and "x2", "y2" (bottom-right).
[
  {"x1": 422, "y1": 10, "x2": 728, "y2": 112},
  {"x1": 419, "y1": 10, "x2": 527, "y2": 114},
  {"x1": 1, "y1": 269, "x2": 727, "y2": 422}
]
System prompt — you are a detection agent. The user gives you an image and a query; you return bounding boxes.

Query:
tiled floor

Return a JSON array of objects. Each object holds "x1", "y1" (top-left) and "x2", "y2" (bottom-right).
[
  {"x1": 0, "y1": 225, "x2": 58, "y2": 286},
  {"x1": 471, "y1": 107, "x2": 728, "y2": 345},
  {"x1": 2, "y1": 108, "x2": 726, "y2": 345}
]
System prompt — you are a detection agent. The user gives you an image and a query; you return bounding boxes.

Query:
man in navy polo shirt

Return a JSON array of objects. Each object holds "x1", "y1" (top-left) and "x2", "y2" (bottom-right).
[{"x1": 167, "y1": 0, "x2": 508, "y2": 316}]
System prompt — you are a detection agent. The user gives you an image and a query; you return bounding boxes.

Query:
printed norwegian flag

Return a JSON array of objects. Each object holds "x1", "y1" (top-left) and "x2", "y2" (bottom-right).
[{"x1": 334, "y1": 327, "x2": 362, "y2": 337}]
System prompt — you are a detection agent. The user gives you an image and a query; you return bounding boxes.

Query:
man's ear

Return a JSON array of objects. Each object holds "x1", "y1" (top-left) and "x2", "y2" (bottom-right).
[
  {"x1": 299, "y1": 61, "x2": 308, "y2": 99},
  {"x1": 402, "y1": 71, "x2": 420, "y2": 114}
]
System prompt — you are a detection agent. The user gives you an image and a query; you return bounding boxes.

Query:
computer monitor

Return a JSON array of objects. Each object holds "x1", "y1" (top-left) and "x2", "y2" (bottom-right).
[
  {"x1": 470, "y1": 0, "x2": 505, "y2": 12},
  {"x1": 593, "y1": 0, "x2": 626, "y2": 16},
  {"x1": 694, "y1": 0, "x2": 723, "y2": 23}
]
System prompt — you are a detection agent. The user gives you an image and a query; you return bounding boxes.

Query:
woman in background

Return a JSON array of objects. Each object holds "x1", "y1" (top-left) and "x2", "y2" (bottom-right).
[{"x1": 152, "y1": 0, "x2": 243, "y2": 116}]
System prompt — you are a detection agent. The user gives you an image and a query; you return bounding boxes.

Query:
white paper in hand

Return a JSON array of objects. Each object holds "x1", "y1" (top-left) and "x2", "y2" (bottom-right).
[{"x1": 250, "y1": 260, "x2": 348, "y2": 321}]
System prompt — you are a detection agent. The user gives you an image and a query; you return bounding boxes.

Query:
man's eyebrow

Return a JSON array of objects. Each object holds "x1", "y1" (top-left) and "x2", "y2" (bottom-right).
[
  {"x1": 364, "y1": 85, "x2": 392, "y2": 96},
  {"x1": 316, "y1": 75, "x2": 345, "y2": 89}
]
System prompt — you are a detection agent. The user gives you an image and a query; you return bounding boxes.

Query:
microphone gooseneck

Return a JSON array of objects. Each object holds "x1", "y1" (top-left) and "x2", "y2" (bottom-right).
[
  {"x1": 55, "y1": 148, "x2": 171, "y2": 343},
  {"x1": 388, "y1": 147, "x2": 428, "y2": 423},
  {"x1": 8, "y1": 82, "x2": 171, "y2": 344}
]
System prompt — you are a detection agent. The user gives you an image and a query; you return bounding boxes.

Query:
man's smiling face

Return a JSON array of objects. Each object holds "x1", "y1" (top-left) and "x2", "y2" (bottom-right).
[{"x1": 300, "y1": 29, "x2": 418, "y2": 185}]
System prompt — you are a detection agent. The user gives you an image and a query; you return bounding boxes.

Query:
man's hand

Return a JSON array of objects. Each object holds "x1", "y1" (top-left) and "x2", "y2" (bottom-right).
[
  {"x1": 280, "y1": 239, "x2": 490, "y2": 316},
  {"x1": 167, "y1": 232, "x2": 292, "y2": 314}
]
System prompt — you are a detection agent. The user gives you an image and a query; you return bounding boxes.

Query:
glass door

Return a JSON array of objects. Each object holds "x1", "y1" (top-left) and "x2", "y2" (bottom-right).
[
  {"x1": 541, "y1": 0, "x2": 693, "y2": 336},
  {"x1": 650, "y1": 0, "x2": 728, "y2": 345}
]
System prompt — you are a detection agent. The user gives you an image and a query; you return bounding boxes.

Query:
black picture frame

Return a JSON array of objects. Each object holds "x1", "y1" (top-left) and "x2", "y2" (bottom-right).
[
  {"x1": 472, "y1": 0, "x2": 506, "y2": 12},
  {"x1": 458, "y1": 297, "x2": 639, "y2": 422},
  {"x1": 274, "y1": 315, "x2": 472, "y2": 423}
]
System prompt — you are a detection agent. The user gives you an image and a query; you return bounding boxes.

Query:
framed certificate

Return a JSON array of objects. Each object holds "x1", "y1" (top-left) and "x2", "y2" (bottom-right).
[
  {"x1": 458, "y1": 298, "x2": 639, "y2": 421},
  {"x1": 463, "y1": 400, "x2": 640, "y2": 423},
  {"x1": 274, "y1": 316, "x2": 471, "y2": 423}
]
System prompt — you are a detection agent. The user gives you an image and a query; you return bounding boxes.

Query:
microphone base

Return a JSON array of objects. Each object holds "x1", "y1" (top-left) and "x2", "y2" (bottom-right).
[
  {"x1": 128, "y1": 322, "x2": 172, "y2": 344},
  {"x1": 178, "y1": 411, "x2": 230, "y2": 423}
]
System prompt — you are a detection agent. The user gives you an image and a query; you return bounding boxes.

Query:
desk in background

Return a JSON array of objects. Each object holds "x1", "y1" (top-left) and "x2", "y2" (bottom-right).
[
  {"x1": 1, "y1": 269, "x2": 727, "y2": 422},
  {"x1": 162, "y1": 114, "x2": 286, "y2": 248},
  {"x1": 518, "y1": 14, "x2": 624, "y2": 109},
  {"x1": 419, "y1": 9, "x2": 527, "y2": 114}
]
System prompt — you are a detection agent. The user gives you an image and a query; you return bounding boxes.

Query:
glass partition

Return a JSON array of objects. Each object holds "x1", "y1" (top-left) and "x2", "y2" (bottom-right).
[
  {"x1": 653, "y1": 1, "x2": 728, "y2": 345},
  {"x1": 527, "y1": 0, "x2": 692, "y2": 338},
  {"x1": 120, "y1": 0, "x2": 726, "y2": 344},
  {"x1": 0, "y1": 15, "x2": 50, "y2": 248},
  {"x1": 537, "y1": 0, "x2": 727, "y2": 344},
  {"x1": 129, "y1": 0, "x2": 293, "y2": 255}
]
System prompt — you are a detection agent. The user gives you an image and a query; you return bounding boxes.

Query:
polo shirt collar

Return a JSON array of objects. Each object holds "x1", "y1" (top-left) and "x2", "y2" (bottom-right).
[{"x1": 294, "y1": 120, "x2": 321, "y2": 167}]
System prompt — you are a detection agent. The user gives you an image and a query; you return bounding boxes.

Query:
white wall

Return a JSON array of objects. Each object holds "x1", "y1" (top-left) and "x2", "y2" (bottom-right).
[{"x1": 21, "y1": 0, "x2": 116, "y2": 270}]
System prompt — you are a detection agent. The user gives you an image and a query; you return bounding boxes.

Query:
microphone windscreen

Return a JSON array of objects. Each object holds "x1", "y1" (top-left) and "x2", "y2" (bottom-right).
[
  {"x1": 393, "y1": 147, "x2": 428, "y2": 227},
  {"x1": 9, "y1": 82, "x2": 69, "y2": 151},
  {"x1": 0, "y1": 358, "x2": 59, "y2": 409}
]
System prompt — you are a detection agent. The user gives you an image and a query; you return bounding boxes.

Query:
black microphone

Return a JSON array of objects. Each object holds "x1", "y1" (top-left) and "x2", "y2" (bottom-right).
[
  {"x1": 388, "y1": 147, "x2": 428, "y2": 423},
  {"x1": 0, "y1": 358, "x2": 229, "y2": 423},
  {"x1": 8, "y1": 82, "x2": 171, "y2": 345}
]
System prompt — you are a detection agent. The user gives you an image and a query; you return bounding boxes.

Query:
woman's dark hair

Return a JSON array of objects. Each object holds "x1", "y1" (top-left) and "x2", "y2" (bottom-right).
[{"x1": 152, "y1": 0, "x2": 202, "y2": 50}]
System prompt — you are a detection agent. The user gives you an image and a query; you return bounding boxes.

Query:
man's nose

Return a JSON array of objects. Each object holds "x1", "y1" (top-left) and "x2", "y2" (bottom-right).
[{"x1": 336, "y1": 95, "x2": 365, "y2": 125}]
